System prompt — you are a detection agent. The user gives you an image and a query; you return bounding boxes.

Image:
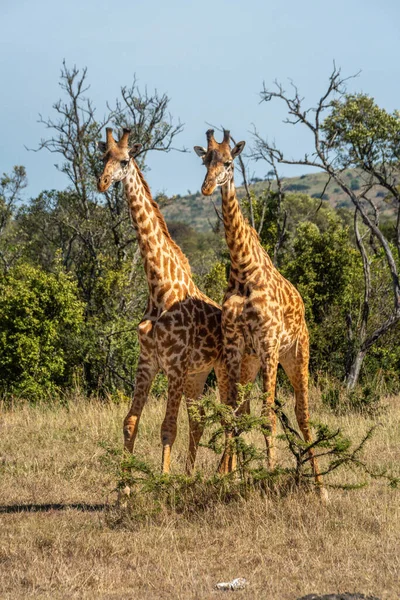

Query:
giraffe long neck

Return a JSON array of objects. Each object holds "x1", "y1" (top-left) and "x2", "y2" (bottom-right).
[
  {"x1": 221, "y1": 177, "x2": 270, "y2": 277},
  {"x1": 124, "y1": 161, "x2": 196, "y2": 307}
]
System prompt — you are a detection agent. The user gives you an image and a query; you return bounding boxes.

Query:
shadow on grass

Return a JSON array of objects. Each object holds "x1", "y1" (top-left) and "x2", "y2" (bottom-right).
[{"x1": 0, "y1": 502, "x2": 108, "y2": 514}]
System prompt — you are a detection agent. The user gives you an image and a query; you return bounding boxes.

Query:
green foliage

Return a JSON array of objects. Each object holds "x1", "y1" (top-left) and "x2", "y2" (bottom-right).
[
  {"x1": 285, "y1": 183, "x2": 309, "y2": 192},
  {"x1": 16, "y1": 185, "x2": 150, "y2": 395},
  {"x1": 0, "y1": 166, "x2": 28, "y2": 273},
  {"x1": 150, "y1": 372, "x2": 168, "y2": 398},
  {"x1": 80, "y1": 258, "x2": 146, "y2": 395},
  {"x1": 0, "y1": 261, "x2": 84, "y2": 400},
  {"x1": 283, "y1": 219, "x2": 358, "y2": 324},
  {"x1": 319, "y1": 375, "x2": 385, "y2": 416},
  {"x1": 322, "y1": 94, "x2": 400, "y2": 183},
  {"x1": 280, "y1": 212, "x2": 362, "y2": 377},
  {"x1": 197, "y1": 260, "x2": 228, "y2": 305},
  {"x1": 2, "y1": 69, "x2": 400, "y2": 401},
  {"x1": 323, "y1": 94, "x2": 400, "y2": 169},
  {"x1": 311, "y1": 192, "x2": 329, "y2": 200},
  {"x1": 116, "y1": 458, "x2": 249, "y2": 522}
]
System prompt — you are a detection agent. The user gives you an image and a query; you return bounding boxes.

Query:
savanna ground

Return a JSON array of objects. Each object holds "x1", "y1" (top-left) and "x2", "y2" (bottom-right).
[{"x1": 0, "y1": 387, "x2": 399, "y2": 600}]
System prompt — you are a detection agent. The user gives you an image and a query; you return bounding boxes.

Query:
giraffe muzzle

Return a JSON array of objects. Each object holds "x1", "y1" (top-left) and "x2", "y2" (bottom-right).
[
  {"x1": 201, "y1": 179, "x2": 217, "y2": 196},
  {"x1": 97, "y1": 175, "x2": 111, "y2": 192}
]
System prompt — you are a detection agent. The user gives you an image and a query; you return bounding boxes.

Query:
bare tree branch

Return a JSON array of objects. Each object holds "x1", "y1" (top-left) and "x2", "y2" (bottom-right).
[{"x1": 255, "y1": 65, "x2": 400, "y2": 388}]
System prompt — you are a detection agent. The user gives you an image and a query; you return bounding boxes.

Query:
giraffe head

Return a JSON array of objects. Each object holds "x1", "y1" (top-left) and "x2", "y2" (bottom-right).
[
  {"x1": 194, "y1": 129, "x2": 245, "y2": 196},
  {"x1": 97, "y1": 128, "x2": 142, "y2": 192}
]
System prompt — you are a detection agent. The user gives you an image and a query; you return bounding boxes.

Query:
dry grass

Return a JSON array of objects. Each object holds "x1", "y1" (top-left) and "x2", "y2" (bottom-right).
[{"x1": 0, "y1": 391, "x2": 399, "y2": 600}]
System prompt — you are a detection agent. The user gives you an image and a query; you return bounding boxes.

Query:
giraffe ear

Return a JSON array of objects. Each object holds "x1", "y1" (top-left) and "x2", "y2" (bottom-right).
[
  {"x1": 97, "y1": 141, "x2": 107, "y2": 153},
  {"x1": 129, "y1": 143, "x2": 142, "y2": 157},
  {"x1": 194, "y1": 146, "x2": 207, "y2": 158},
  {"x1": 231, "y1": 141, "x2": 245, "y2": 159}
]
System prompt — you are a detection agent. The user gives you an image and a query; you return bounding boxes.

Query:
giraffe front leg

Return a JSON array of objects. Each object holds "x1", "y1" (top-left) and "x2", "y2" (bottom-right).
[
  {"x1": 218, "y1": 334, "x2": 246, "y2": 474},
  {"x1": 214, "y1": 359, "x2": 234, "y2": 475},
  {"x1": 184, "y1": 370, "x2": 210, "y2": 474},
  {"x1": 260, "y1": 344, "x2": 279, "y2": 470},
  {"x1": 215, "y1": 353, "x2": 260, "y2": 474},
  {"x1": 123, "y1": 354, "x2": 158, "y2": 453},
  {"x1": 239, "y1": 353, "x2": 261, "y2": 414},
  {"x1": 160, "y1": 370, "x2": 187, "y2": 474}
]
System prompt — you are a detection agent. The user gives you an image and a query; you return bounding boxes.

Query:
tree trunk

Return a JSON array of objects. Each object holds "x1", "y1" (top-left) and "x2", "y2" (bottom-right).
[{"x1": 345, "y1": 348, "x2": 366, "y2": 391}]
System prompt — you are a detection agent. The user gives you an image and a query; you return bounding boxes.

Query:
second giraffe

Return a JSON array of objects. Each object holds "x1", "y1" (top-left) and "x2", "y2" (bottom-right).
[{"x1": 194, "y1": 129, "x2": 326, "y2": 497}]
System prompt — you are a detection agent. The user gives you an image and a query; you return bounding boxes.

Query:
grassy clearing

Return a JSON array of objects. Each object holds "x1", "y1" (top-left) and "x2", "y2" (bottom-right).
[{"x1": 0, "y1": 391, "x2": 399, "y2": 599}]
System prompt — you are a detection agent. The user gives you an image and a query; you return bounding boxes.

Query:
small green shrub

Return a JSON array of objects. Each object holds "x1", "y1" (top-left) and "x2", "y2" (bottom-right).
[
  {"x1": 103, "y1": 387, "x2": 397, "y2": 524},
  {"x1": 320, "y1": 374, "x2": 386, "y2": 416}
]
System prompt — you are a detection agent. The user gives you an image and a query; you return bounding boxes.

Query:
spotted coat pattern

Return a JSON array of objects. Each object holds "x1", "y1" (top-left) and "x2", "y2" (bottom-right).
[
  {"x1": 194, "y1": 129, "x2": 325, "y2": 492},
  {"x1": 97, "y1": 128, "x2": 259, "y2": 473}
]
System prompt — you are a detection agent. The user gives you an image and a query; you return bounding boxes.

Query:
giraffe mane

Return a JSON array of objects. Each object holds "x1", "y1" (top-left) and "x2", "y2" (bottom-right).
[{"x1": 134, "y1": 163, "x2": 192, "y2": 275}]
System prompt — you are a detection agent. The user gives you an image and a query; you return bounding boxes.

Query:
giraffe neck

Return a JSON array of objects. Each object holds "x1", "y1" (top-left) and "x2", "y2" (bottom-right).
[
  {"x1": 221, "y1": 177, "x2": 270, "y2": 276},
  {"x1": 123, "y1": 161, "x2": 196, "y2": 307}
]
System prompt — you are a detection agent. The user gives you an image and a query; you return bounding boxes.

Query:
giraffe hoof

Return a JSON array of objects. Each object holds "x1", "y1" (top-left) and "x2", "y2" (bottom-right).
[{"x1": 117, "y1": 485, "x2": 131, "y2": 508}]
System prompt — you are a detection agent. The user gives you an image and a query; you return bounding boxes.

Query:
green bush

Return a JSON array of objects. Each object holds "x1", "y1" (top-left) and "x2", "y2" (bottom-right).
[
  {"x1": 280, "y1": 218, "x2": 362, "y2": 378},
  {"x1": 0, "y1": 262, "x2": 84, "y2": 400},
  {"x1": 198, "y1": 260, "x2": 228, "y2": 305}
]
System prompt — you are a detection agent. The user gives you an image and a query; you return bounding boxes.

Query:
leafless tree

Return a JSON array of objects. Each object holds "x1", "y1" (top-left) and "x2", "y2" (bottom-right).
[{"x1": 253, "y1": 66, "x2": 400, "y2": 389}]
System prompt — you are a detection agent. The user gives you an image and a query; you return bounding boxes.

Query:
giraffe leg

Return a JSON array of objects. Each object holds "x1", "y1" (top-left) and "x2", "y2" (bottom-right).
[
  {"x1": 184, "y1": 370, "x2": 210, "y2": 474},
  {"x1": 216, "y1": 353, "x2": 261, "y2": 474},
  {"x1": 123, "y1": 354, "x2": 158, "y2": 453},
  {"x1": 214, "y1": 358, "x2": 235, "y2": 474},
  {"x1": 260, "y1": 348, "x2": 279, "y2": 470},
  {"x1": 239, "y1": 353, "x2": 261, "y2": 414},
  {"x1": 280, "y1": 331, "x2": 326, "y2": 499},
  {"x1": 160, "y1": 371, "x2": 188, "y2": 474},
  {"x1": 216, "y1": 334, "x2": 246, "y2": 474}
]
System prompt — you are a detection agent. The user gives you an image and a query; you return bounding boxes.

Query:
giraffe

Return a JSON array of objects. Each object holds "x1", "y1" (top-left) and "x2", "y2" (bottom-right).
[
  {"x1": 194, "y1": 129, "x2": 326, "y2": 495},
  {"x1": 97, "y1": 127, "x2": 258, "y2": 474}
]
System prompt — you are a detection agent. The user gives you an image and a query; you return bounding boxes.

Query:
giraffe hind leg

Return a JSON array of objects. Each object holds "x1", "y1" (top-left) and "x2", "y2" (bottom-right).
[
  {"x1": 123, "y1": 355, "x2": 158, "y2": 453},
  {"x1": 280, "y1": 334, "x2": 326, "y2": 499}
]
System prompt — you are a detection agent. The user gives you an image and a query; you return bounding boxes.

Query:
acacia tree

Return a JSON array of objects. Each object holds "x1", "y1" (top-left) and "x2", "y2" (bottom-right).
[{"x1": 253, "y1": 67, "x2": 400, "y2": 389}]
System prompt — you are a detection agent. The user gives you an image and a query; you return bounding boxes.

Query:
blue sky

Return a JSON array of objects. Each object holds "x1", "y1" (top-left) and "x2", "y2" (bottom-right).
[{"x1": 1, "y1": 0, "x2": 399, "y2": 201}]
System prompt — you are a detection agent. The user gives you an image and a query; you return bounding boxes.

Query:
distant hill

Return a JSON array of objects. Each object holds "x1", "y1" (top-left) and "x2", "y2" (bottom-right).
[{"x1": 160, "y1": 169, "x2": 393, "y2": 232}]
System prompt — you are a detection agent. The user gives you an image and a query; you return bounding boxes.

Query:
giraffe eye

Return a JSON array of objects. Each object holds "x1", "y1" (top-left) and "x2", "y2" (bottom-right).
[
  {"x1": 224, "y1": 161, "x2": 232, "y2": 168},
  {"x1": 121, "y1": 160, "x2": 129, "y2": 168}
]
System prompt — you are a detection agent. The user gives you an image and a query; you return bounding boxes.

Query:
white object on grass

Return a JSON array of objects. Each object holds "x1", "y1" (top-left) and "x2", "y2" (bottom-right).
[{"x1": 215, "y1": 578, "x2": 248, "y2": 591}]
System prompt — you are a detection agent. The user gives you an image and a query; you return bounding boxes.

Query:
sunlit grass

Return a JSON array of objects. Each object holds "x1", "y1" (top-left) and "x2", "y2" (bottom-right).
[{"x1": 0, "y1": 390, "x2": 398, "y2": 599}]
